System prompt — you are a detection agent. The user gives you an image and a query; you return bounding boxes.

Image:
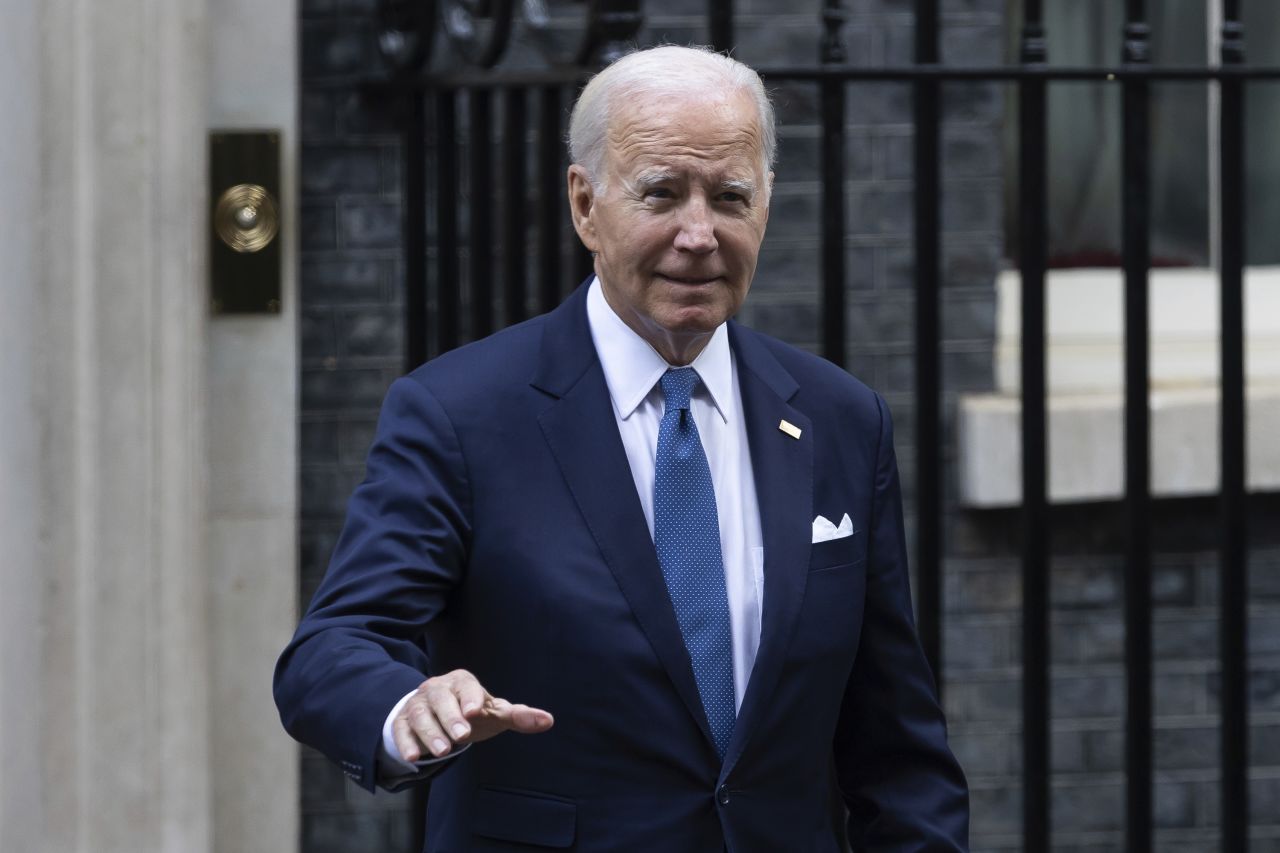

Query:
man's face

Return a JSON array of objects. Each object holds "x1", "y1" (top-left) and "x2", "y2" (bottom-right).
[{"x1": 569, "y1": 88, "x2": 771, "y2": 362}]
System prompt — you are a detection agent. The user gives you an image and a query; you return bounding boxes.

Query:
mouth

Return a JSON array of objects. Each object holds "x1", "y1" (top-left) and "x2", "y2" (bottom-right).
[{"x1": 656, "y1": 273, "x2": 723, "y2": 285}]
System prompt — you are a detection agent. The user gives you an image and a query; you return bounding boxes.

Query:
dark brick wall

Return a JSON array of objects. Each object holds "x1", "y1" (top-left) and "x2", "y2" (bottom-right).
[
  {"x1": 944, "y1": 501, "x2": 1280, "y2": 852},
  {"x1": 296, "y1": 2, "x2": 1280, "y2": 851},
  {"x1": 300, "y1": 0, "x2": 413, "y2": 848}
]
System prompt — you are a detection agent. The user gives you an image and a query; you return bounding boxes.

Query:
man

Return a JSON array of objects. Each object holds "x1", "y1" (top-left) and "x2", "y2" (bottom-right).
[{"x1": 275, "y1": 45, "x2": 969, "y2": 851}]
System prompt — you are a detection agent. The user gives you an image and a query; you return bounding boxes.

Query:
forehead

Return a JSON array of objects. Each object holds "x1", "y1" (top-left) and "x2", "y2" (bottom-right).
[{"x1": 604, "y1": 88, "x2": 764, "y2": 177}]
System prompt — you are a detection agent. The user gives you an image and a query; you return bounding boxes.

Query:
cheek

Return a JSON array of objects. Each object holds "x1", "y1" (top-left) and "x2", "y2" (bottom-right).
[
  {"x1": 617, "y1": 227, "x2": 671, "y2": 265},
  {"x1": 722, "y1": 230, "x2": 764, "y2": 270}
]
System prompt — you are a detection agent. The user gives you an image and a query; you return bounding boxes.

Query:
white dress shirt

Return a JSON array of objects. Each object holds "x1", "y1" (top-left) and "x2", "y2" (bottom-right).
[
  {"x1": 584, "y1": 277, "x2": 765, "y2": 708},
  {"x1": 379, "y1": 277, "x2": 765, "y2": 776}
]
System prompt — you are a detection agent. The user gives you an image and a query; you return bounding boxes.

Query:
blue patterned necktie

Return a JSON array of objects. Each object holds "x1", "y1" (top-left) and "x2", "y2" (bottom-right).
[{"x1": 653, "y1": 367, "x2": 736, "y2": 759}]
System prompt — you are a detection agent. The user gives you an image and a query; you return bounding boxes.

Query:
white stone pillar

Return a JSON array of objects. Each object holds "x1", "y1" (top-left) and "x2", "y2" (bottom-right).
[
  {"x1": 0, "y1": 0, "x2": 213, "y2": 849},
  {"x1": 207, "y1": 0, "x2": 300, "y2": 850},
  {"x1": 0, "y1": 0, "x2": 47, "y2": 849}
]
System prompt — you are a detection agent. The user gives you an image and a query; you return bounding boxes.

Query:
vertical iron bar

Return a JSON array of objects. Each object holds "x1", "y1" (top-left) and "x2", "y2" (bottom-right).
[
  {"x1": 1219, "y1": 8, "x2": 1248, "y2": 853},
  {"x1": 1018, "y1": 7, "x2": 1050, "y2": 850},
  {"x1": 405, "y1": 93, "x2": 428, "y2": 369},
  {"x1": 503, "y1": 88, "x2": 528, "y2": 326},
  {"x1": 406, "y1": 104, "x2": 430, "y2": 850},
  {"x1": 470, "y1": 89, "x2": 494, "y2": 341},
  {"x1": 1121, "y1": 10, "x2": 1153, "y2": 853},
  {"x1": 404, "y1": 89, "x2": 431, "y2": 851},
  {"x1": 407, "y1": 92, "x2": 432, "y2": 850},
  {"x1": 539, "y1": 86, "x2": 563, "y2": 312},
  {"x1": 436, "y1": 89, "x2": 459, "y2": 354},
  {"x1": 709, "y1": 0, "x2": 733, "y2": 53},
  {"x1": 819, "y1": 0, "x2": 846, "y2": 367},
  {"x1": 913, "y1": 0, "x2": 942, "y2": 683}
]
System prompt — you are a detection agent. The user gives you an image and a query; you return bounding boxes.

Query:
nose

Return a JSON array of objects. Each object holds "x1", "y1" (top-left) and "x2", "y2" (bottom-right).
[{"x1": 672, "y1": 199, "x2": 718, "y2": 254}]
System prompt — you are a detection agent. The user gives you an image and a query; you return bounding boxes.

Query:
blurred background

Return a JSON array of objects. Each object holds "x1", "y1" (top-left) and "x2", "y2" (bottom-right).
[{"x1": 2, "y1": 1, "x2": 1278, "y2": 852}]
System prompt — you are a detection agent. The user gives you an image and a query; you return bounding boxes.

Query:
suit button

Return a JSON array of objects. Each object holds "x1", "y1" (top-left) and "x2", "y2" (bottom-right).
[{"x1": 716, "y1": 785, "x2": 730, "y2": 806}]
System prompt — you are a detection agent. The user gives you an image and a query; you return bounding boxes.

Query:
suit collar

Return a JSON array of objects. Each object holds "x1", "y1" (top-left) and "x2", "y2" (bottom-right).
[
  {"x1": 726, "y1": 320, "x2": 800, "y2": 403},
  {"x1": 529, "y1": 278, "x2": 597, "y2": 399},
  {"x1": 531, "y1": 279, "x2": 783, "y2": 410},
  {"x1": 585, "y1": 277, "x2": 732, "y2": 423}
]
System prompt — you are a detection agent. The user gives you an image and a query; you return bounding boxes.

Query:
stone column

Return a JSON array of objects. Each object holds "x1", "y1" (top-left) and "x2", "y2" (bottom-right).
[
  {"x1": 1, "y1": 0, "x2": 213, "y2": 849},
  {"x1": 207, "y1": 0, "x2": 300, "y2": 850},
  {"x1": 0, "y1": 0, "x2": 46, "y2": 849}
]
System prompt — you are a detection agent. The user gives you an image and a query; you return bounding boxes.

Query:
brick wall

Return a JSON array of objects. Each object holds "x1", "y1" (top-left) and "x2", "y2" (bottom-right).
[
  {"x1": 296, "y1": 1, "x2": 1280, "y2": 851},
  {"x1": 300, "y1": 0, "x2": 413, "y2": 848},
  {"x1": 945, "y1": 501, "x2": 1280, "y2": 852}
]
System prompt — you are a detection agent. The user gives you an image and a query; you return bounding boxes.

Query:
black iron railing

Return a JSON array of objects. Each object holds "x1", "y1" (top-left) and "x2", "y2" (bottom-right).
[{"x1": 357, "y1": 2, "x2": 1267, "y2": 850}]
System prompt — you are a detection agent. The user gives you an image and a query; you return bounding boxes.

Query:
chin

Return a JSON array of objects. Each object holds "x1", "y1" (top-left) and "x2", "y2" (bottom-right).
[{"x1": 654, "y1": 304, "x2": 729, "y2": 335}]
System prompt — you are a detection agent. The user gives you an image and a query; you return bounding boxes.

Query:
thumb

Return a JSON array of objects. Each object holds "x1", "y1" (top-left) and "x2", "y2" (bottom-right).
[{"x1": 504, "y1": 703, "x2": 554, "y2": 734}]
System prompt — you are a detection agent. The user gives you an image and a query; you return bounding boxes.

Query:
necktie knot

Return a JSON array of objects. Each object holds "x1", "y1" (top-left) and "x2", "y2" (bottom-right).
[{"x1": 659, "y1": 367, "x2": 700, "y2": 413}]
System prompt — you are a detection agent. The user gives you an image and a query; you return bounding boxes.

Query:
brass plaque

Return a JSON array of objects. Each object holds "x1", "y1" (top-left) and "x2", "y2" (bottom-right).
[{"x1": 210, "y1": 131, "x2": 282, "y2": 314}]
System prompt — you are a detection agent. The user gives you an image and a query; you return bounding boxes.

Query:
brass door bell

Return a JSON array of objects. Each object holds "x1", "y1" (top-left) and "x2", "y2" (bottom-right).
[
  {"x1": 210, "y1": 131, "x2": 282, "y2": 314},
  {"x1": 214, "y1": 183, "x2": 279, "y2": 254}
]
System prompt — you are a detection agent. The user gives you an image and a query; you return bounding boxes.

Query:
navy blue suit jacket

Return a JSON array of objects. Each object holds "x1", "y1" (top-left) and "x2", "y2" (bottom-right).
[{"x1": 275, "y1": 282, "x2": 969, "y2": 851}]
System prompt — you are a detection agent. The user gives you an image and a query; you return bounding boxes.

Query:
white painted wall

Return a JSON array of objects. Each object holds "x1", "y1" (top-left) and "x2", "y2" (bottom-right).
[
  {"x1": 0, "y1": 1, "x2": 46, "y2": 849},
  {"x1": 206, "y1": 1, "x2": 299, "y2": 850},
  {"x1": 0, "y1": 0, "x2": 298, "y2": 850},
  {"x1": 26, "y1": 0, "x2": 213, "y2": 849}
]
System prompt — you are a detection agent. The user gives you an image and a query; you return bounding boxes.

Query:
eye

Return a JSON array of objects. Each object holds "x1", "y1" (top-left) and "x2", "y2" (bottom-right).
[
  {"x1": 644, "y1": 187, "x2": 674, "y2": 200},
  {"x1": 719, "y1": 191, "x2": 746, "y2": 203}
]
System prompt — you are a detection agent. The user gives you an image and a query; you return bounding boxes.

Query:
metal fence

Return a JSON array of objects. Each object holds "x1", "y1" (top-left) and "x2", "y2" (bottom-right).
[{"x1": 358, "y1": 1, "x2": 1272, "y2": 849}]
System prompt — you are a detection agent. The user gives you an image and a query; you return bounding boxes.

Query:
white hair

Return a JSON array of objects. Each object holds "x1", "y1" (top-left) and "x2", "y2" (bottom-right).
[{"x1": 567, "y1": 45, "x2": 777, "y2": 190}]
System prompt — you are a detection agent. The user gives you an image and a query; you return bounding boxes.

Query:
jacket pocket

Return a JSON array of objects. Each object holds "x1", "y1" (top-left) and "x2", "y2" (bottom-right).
[
  {"x1": 809, "y1": 529, "x2": 865, "y2": 572},
  {"x1": 472, "y1": 786, "x2": 577, "y2": 848}
]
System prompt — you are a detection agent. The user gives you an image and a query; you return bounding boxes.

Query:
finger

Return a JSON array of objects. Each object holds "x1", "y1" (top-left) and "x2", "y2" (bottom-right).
[
  {"x1": 392, "y1": 712, "x2": 428, "y2": 763},
  {"x1": 454, "y1": 677, "x2": 489, "y2": 718},
  {"x1": 406, "y1": 698, "x2": 453, "y2": 758},
  {"x1": 424, "y1": 680, "x2": 473, "y2": 744},
  {"x1": 486, "y1": 700, "x2": 554, "y2": 734}
]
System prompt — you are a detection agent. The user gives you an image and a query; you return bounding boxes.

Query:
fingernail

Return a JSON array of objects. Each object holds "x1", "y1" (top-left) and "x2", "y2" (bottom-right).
[
  {"x1": 431, "y1": 738, "x2": 448, "y2": 755},
  {"x1": 451, "y1": 723, "x2": 468, "y2": 738},
  {"x1": 462, "y1": 703, "x2": 479, "y2": 714}
]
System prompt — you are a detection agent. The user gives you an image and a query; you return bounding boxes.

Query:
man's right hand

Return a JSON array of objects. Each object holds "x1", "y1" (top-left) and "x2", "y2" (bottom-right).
[{"x1": 392, "y1": 669, "x2": 554, "y2": 761}]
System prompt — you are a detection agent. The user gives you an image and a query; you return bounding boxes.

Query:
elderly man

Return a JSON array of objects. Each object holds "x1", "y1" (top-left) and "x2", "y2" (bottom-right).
[{"x1": 275, "y1": 45, "x2": 969, "y2": 851}]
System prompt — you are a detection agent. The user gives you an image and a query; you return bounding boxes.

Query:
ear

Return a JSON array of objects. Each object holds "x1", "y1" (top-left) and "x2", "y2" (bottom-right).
[
  {"x1": 761, "y1": 170, "x2": 774, "y2": 230},
  {"x1": 567, "y1": 164, "x2": 600, "y2": 253}
]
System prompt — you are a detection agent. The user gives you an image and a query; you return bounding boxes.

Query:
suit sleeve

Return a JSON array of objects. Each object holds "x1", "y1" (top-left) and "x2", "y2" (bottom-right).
[
  {"x1": 273, "y1": 375, "x2": 472, "y2": 792},
  {"x1": 833, "y1": 393, "x2": 970, "y2": 850}
]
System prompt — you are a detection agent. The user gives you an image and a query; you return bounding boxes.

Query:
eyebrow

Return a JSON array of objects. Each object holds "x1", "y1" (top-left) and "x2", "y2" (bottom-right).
[
  {"x1": 632, "y1": 170, "x2": 757, "y2": 197},
  {"x1": 633, "y1": 169, "x2": 678, "y2": 189},
  {"x1": 721, "y1": 178, "x2": 757, "y2": 197}
]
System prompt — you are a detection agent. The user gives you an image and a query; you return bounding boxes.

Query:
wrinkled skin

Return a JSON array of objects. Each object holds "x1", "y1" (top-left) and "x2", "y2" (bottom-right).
[{"x1": 568, "y1": 88, "x2": 772, "y2": 365}]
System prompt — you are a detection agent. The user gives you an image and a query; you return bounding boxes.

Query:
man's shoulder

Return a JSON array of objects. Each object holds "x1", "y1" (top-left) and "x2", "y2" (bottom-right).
[{"x1": 402, "y1": 313, "x2": 550, "y2": 401}]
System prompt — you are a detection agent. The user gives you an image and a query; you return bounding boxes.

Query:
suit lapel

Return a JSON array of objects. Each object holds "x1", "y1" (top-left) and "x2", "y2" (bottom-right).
[
  {"x1": 533, "y1": 284, "x2": 719, "y2": 755},
  {"x1": 721, "y1": 324, "x2": 813, "y2": 779}
]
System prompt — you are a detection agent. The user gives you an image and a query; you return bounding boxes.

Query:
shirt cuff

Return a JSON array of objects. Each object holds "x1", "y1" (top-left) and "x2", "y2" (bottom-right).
[{"x1": 379, "y1": 688, "x2": 469, "y2": 778}]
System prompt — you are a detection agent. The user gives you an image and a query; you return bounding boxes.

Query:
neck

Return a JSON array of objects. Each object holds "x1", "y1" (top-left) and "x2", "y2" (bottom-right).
[
  {"x1": 648, "y1": 330, "x2": 711, "y2": 366},
  {"x1": 598, "y1": 283, "x2": 713, "y2": 366}
]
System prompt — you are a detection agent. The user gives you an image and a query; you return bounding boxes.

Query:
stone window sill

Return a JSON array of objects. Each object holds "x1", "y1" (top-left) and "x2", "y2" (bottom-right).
[{"x1": 957, "y1": 267, "x2": 1280, "y2": 507}]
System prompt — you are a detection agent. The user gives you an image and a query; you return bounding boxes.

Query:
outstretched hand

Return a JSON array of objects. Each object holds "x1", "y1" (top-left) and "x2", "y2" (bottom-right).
[{"x1": 392, "y1": 669, "x2": 554, "y2": 762}]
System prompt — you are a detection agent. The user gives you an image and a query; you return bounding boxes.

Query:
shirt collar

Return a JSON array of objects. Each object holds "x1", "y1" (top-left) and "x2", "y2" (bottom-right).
[{"x1": 585, "y1": 277, "x2": 732, "y2": 424}]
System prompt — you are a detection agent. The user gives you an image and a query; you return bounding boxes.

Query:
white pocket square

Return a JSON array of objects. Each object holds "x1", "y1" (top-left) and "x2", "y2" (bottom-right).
[{"x1": 811, "y1": 513, "x2": 854, "y2": 543}]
